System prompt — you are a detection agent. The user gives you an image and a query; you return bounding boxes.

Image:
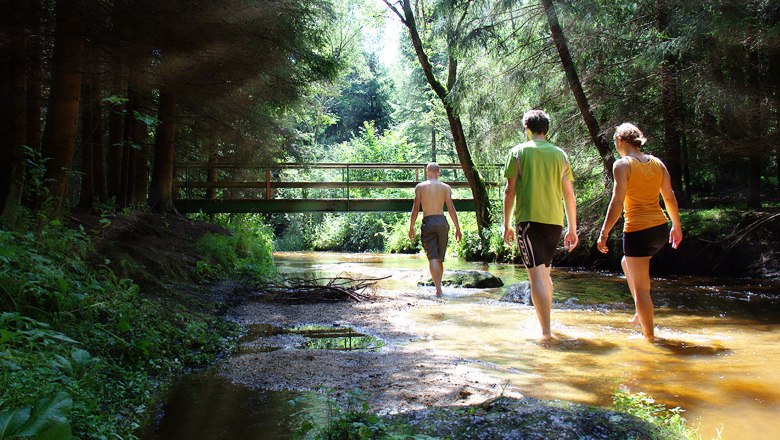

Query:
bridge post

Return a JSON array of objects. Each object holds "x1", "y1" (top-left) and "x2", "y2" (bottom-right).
[
  {"x1": 265, "y1": 168, "x2": 271, "y2": 200},
  {"x1": 207, "y1": 156, "x2": 219, "y2": 200}
]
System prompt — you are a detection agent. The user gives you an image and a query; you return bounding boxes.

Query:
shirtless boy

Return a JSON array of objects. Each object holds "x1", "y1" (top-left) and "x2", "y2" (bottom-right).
[{"x1": 408, "y1": 162, "x2": 462, "y2": 296}]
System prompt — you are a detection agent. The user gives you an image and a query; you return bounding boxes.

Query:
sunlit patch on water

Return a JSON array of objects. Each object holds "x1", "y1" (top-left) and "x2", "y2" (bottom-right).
[{"x1": 241, "y1": 323, "x2": 385, "y2": 352}]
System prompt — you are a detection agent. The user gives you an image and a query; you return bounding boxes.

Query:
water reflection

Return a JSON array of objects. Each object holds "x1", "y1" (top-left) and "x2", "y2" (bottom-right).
[{"x1": 140, "y1": 372, "x2": 327, "y2": 440}]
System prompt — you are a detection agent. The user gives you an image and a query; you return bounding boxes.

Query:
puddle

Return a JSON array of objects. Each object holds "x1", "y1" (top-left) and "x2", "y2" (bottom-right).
[
  {"x1": 138, "y1": 371, "x2": 327, "y2": 440},
  {"x1": 243, "y1": 324, "x2": 385, "y2": 352}
]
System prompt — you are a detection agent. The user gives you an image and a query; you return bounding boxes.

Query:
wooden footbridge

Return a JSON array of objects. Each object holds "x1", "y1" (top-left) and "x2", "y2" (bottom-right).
[{"x1": 172, "y1": 162, "x2": 502, "y2": 214}]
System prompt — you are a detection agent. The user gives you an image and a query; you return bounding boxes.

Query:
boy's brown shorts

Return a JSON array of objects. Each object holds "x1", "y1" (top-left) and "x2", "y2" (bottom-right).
[{"x1": 421, "y1": 214, "x2": 449, "y2": 261}]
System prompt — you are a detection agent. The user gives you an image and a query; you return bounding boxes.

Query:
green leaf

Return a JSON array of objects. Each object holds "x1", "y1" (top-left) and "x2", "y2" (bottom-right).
[
  {"x1": 102, "y1": 95, "x2": 128, "y2": 105},
  {"x1": 33, "y1": 421, "x2": 72, "y2": 440},
  {"x1": 0, "y1": 406, "x2": 31, "y2": 439},
  {"x1": 16, "y1": 392, "x2": 72, "y2": 438},
  {"x1": 71, "y1": 349, "x2": 91, "y2": 366}
]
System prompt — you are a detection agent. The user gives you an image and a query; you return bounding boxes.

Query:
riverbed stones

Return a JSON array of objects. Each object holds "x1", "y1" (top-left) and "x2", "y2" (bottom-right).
[
  {"x1": 499, "y1": 282, "x2": 532, "y2": 305},
  {"x1": 418, "y1": 270, "x2": 504, "y2": 288},
  {"x1": 388, "y1": 397, "x2": 662, "y2": 440}
]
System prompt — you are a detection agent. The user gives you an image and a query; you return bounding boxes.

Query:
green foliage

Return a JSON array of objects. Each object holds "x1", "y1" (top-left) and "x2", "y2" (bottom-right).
[
  {"x1": 294, "y1": 389, "x2": 436, "y2": 440},
  {"x1": 384, "y1": 217, "x2": 420, "y2": 254},
  {"x1": 194, "y1": 214, "x2": 277, "y2": 280},
  {"x1": 0, "y1": 217, "x2": 237, "y2": 438},
  {"x1": 311, "y1": 213, "x2": 392, "y2": 252},
  {"x1": 613, "y1": 389, "x2": 703, "y2": 440}
]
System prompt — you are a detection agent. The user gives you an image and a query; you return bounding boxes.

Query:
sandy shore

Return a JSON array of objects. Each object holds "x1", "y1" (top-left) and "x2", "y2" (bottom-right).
[{"x1": 219, "y1": 286, "x2": 523, "y2": 412}]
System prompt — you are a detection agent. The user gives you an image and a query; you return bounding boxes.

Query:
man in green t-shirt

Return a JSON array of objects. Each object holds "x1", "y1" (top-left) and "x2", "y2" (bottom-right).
[{"x1": 503, "y1": 110, "x2": 578, "y2": 340}]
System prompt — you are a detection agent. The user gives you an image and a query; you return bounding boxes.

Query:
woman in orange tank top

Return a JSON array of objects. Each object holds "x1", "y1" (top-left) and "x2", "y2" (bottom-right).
[{"x1": 597, "y1": 123, "x2": 683, "y2": 341}]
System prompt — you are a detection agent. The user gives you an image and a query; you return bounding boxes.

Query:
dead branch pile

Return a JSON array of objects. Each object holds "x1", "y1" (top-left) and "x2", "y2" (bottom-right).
[{"x1": 251, "y1": 275, "x2": 390, "y2": 303}]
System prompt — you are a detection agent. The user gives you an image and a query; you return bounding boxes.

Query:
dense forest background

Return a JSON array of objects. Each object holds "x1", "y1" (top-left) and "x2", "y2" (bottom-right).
[{"x1": 1, "y1": 0, "x2": 779, "y2": 250}]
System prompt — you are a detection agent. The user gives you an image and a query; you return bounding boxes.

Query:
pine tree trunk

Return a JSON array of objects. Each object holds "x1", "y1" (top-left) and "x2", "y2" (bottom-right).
[
  {"x1": 25, "y1": 0, "x2": 43, "y2": 155},
  {"x1": 0, "y1": 2, "x2": 12, "y2": 212},
  {"x1": 149, "y1": 89, "x2": 177, "y2": 212},
  {"x1": 2, "y1": 0, "x2": 29, "y2": 224},
  {"x1": 657, "y1": 0, "x2": 688, "y2": 206},
  {"x1": 107, "y1": 77, "x2": 126, "y2": 202},
  {"x1": 41, "y1": 0, "x2": 86, "y2": 215},
  {"x1": 78, "y1": 62, "x2": 95, "y2": 208},
  {"x1": 541, "y1": 0, "x2": 614, "y2": 178},
  {"x1": 394, "y1": 0, "x2": 492, "y2": 232}
]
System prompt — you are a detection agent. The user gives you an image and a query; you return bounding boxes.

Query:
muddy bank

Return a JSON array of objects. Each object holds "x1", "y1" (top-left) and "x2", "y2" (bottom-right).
[{"x1": 222, "y1": 288, "x2": 518, "y2": 411}]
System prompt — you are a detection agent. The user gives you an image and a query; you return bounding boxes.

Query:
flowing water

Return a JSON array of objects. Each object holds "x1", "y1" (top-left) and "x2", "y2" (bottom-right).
[{"x1": 145, "y1": 252, "x2": 780, "y2": 439}]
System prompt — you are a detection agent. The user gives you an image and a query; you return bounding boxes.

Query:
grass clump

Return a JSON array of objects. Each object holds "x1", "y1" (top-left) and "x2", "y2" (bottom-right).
[
  {"x1": 194, "y1": 214, "x2": 277, "y2": 281},
  {"x1": 613, "y1": 389, "x2": 709, "y2": 440}
]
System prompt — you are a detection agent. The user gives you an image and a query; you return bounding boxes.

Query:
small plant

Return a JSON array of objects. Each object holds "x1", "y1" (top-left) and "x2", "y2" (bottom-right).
[{"x1": 613, "y1": 388, "x2": 707, "y2": 440}]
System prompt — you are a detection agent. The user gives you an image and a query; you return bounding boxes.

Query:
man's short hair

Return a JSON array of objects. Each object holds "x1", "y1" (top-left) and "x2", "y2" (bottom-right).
[
  {"x1": 522, "y1": 110, "x2": 550, "y2": 135},
  {"x1": 426, "y1": 162, "x2": 440, "y2": 173}
]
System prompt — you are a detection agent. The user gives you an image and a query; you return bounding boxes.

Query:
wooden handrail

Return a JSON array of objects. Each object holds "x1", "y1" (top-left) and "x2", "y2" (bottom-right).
[
  {"x1": 173, "y1": 181, "x2": 501, "y2": 189},
  {"x1": 173, "y1": 162, "x2": 502, "y2": 170}
]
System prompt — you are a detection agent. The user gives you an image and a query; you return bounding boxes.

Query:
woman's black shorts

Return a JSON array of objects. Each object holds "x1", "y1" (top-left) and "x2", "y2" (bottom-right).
[{"x1": 623, "y1": 223, "x2": 669, "y2": 257}]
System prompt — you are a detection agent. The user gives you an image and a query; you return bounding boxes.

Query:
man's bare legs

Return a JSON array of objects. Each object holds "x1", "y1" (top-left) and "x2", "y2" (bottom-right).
[
  {"x1": 429, "y1": 259, "x2": 444, "y2": 296},
  {"x1": 621, "y1": 256, "x2": 640, "y2": 326},
  {"x1": 624, "y1": 256, "x2": 654, "y2": 340},
  {"x1": 527, "y1": 264, "x2": 553, "y2": 339}
]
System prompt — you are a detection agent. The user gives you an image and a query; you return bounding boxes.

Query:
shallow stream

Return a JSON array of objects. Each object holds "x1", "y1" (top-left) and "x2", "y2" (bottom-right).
[{"x1": 143, "y1": 252, "x2": 780, "y2": 440}]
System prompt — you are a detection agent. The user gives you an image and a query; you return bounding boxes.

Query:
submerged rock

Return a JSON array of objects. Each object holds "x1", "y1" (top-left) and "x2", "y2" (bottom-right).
[
  {"x1": 499, "y1": 282, "x2": 532, "y2": 305},
  {"x1": 389, "y1": 397, "x2": 661, "y2": 440},
  {"x1": 418, "y1": 270, "x2": 504, "y2": 288}
]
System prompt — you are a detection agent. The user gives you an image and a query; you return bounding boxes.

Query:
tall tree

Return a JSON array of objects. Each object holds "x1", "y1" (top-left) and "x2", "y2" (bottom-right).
[
  {"x1": 383, "y1": 0, "x2": 493, "y2": 233},
  {"x1": 541, "y1": 0, "x2": 614, "y2": 178},
  {"x1": 40, "y1": 0, "x2": 86, "y2": 215},
  {"x1": 1, "y1": 0, "x2": 29, "y2": 224},
  {"x1": 657, "y1": 0, "x2": 687, "y2": 206}
]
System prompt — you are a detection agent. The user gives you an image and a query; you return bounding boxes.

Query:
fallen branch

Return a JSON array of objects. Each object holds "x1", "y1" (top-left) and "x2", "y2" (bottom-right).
[{"x1": 250, "y1": 274, "x2": 390, "y2": 303}]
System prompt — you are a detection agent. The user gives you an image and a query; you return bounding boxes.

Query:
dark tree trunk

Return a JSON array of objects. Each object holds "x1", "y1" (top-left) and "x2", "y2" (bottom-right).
[
  {"x1": 107, "y1": 77, "x2": 126, "y2": 202},
  {"x1": 78, "y1": 57, "x2": 96, "y2": 208},
  {"x1": 431, "y1": 126, "x2": 436, "y2": 162},
  {"x1": 541, "y1": 0, "x2": 614, "y2": 178},
  {"x1": 149, "y1": 89, "x2": 177, "y2": 212},
  {"x1": 91, "y1": 77, "x2": 107, "y2": 203},
  {"x1": 25, "y1": 0, "x2": 43, "y2": 155},
  {"x1": 657, "y1": 0, "x2": 688, "y2": 206},
  {"x1": 207, "y1": 156, "x2": 219, "y2": 200},
  {"x1": 2, "y1": 0, "x2": 29, "y2": 224},
  {"x1": 41, "y1": 0, "x2": 86, "y2": 215},
  {"x1": 0, "y1": 2, "x2": 12, "y2": 212},
  {"x1": 390, "y1": 0, "x2": 492, "y2": 232}
]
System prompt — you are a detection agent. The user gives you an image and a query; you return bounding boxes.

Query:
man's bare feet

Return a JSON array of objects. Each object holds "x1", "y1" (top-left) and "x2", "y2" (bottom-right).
[{"x1": 628, "y1": 313, "x2": 640, "y2": 327}]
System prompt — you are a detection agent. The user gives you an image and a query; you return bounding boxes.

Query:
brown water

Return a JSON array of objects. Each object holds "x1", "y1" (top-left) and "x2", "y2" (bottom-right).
[
  {"x1": 273, "y1": 252, "x2": 780, "y2": 440},
  {"x1": 143, "y1": 252, "x2": 780, "y2": 439}
]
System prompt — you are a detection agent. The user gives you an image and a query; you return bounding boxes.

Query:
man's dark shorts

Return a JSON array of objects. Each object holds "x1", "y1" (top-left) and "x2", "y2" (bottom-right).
[
  {"x1": 623, "y1": 223, "x2": 668, "y2": 257},
  {"x1": 516, "y1": 222, "x2": 563, "y2": 268},
  {"x1": 421, "y1": 215, "x2": 449, "y2": 261}
]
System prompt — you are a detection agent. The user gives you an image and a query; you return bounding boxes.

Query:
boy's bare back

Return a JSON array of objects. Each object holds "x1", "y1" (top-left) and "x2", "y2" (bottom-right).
[{"x1": 416, "y1": 179, "x2": 451, "y2": 216}]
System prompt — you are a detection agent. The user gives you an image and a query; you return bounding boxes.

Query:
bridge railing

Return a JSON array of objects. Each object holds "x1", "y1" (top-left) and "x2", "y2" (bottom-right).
[{"x1": 172, "y1": 162, "x2": 503, "y2": 213}]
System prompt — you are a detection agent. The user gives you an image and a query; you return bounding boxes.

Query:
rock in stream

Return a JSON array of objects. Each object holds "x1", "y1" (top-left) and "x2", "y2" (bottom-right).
[{"x1": 418, "y1": 270, "x2": 504, "y2": 288}]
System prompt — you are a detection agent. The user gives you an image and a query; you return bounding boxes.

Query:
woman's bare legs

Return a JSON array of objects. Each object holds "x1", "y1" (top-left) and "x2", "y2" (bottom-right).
[
  {"x1": 621, "y1": 256, "x2": 640, "y2": 326},
  {"x1": 624, "y1": 256, "x2": 654, "y2": 340}
]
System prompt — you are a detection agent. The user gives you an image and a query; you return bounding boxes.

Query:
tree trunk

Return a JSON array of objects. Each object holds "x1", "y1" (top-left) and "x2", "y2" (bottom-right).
[
  {"x1": 41, "y1": 0, "x2": 86, "y2": 215},
  {"x1": 431, "y1": 126, "x2": 436, "y2": 162},
  {"x1": 657, "y1": 0, "x2": 688, "y2": 206},
  {"x1": 91, "y1": 74, "x2": 107, "y2": 203},
  {"x1": 26, "y1": 0, "x2": 43, "y2": 155},
  {"x1": 107, "y1": 77, "x2": 126, "y2": 202},
  {"x1": 541, "y1": 0, "x2": 614, "y2": 178},
  {"x1": 78, "y1": 61, "x2": 95, "y2": 208},
  {"x1": 391, "y1": 0, "x2": 492, "y2": 232},
  {"x1": 2, "y1": 0, "x2": 29, "y2": 224},
  {"x1": 149, "y1": 89, "x2": 177, "y2": 212},
  {"x1": 0, "y1": 2, "x2": 12, "y2": 213}
]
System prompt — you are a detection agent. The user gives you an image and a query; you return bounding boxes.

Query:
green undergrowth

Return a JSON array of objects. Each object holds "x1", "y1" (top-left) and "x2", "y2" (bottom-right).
[
  {"x1": 613, "y1": 388, "x2": 711, "y2": 440},
  {"x1": 0, "y1": 215, "x2": 239, "y2": 439},
  {"x1": 295, "y1": 388, "x2": 703, "y2": 440},
  {"x1": 193, "y1": 214, "x2": 277, "y2": 282}
]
